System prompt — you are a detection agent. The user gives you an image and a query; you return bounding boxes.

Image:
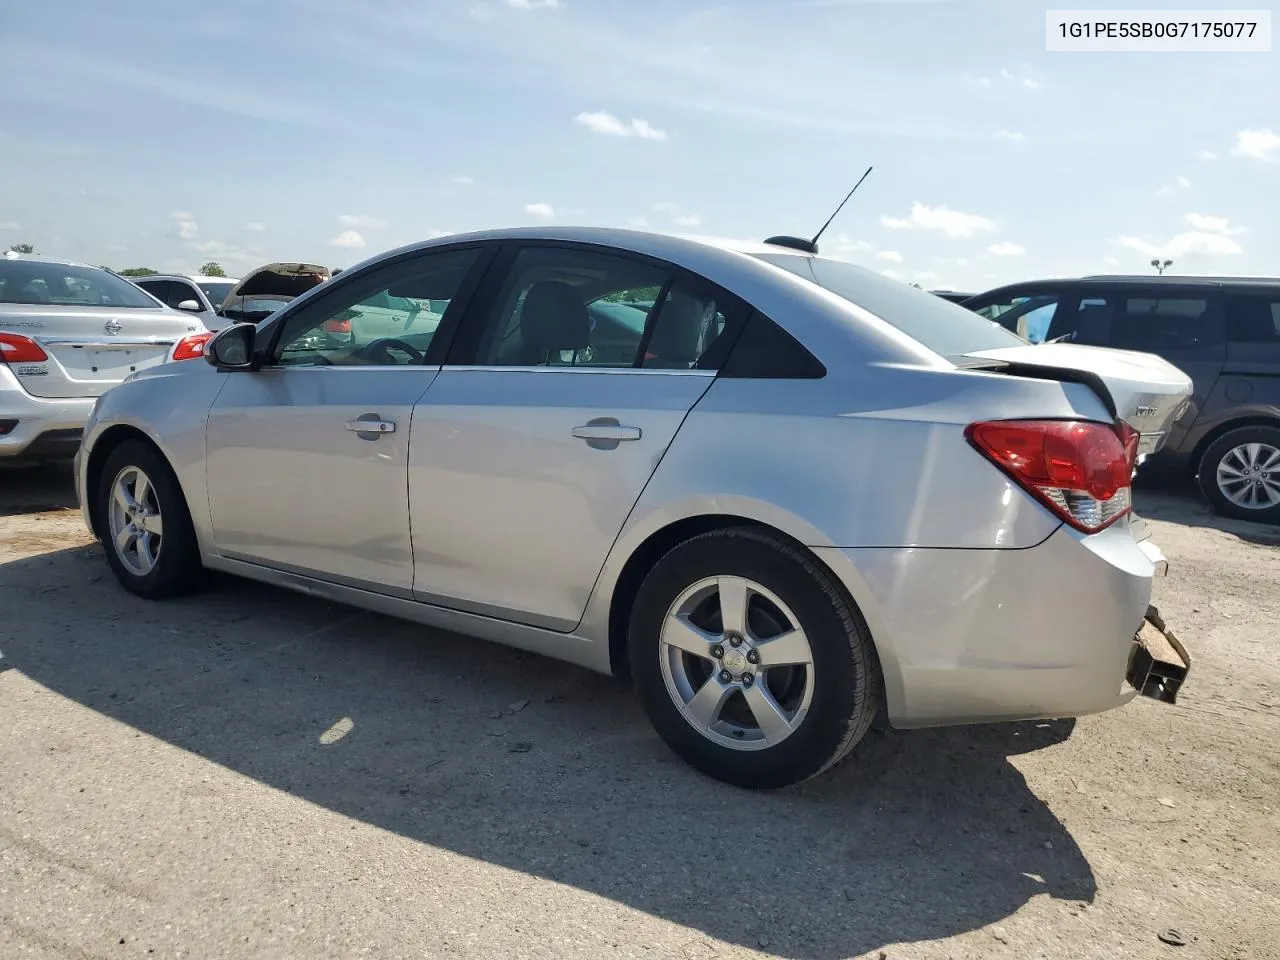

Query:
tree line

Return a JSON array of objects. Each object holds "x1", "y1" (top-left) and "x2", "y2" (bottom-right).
[{"x1": 7, "y1": 243, "x2": 225, "y2": 278}]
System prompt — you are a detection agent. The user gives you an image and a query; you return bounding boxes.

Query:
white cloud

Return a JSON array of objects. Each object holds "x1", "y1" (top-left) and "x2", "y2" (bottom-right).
[
  {"x1": 328, "y1": 229, "x2": 366, "y2": 249},
  {"x1": 1102, "y1": 256, "x2": 1120, "y2": 266},
  {"x1": 0, "y1": 220, "x2": 19, "y2": 231},
  {"x1": 1177, "y1": 176, "x2": 1191, "y2": 188},
  {"x1": 1232, "y1": 128, "x2": 1280, "y2": 161},
  {"x1": 451, "y1": 175, "x2": 475, "y2": 185},
  {"x1": 876, "y1": 250, "x2": 903, "y2": 262},
  {"x1": 988, "y1": 241, "x2": 1026, "y2": 256},
  {"x1": 966, "y1": 75, "x2": 992, "y2": 88},
  {"x1": 1184, "y1": 212, "x2": 1235, "y2": 234},
  {"x1": 574, "y1": 111, "x2": 668, "y2": 141},
  {"x1": 1196, "y1": 150, "x2": 1218, "y2": 161},
  {"x1": 524, "y1": 202, "x2": 555, "y2": 219},
  {"x1": 994, "y1": 129, "x2": 1025, "y2": 142},
  {"x1": 503, "y1": 0, "x2": 560, "y2": 7},
  {"x1": 339, "y1": 214, "x2": 387, "y2": 229},
  {"x1": 913, "y1": 270, "x2": 939, "y2": 282},
  {"x1": 652, "y1": 201, "x2": 680, "y2": 214},
  {"x1": 881, "y1": 202, "x2": 996, "y2": 239},
  {"x1": 673, "y1": 214, "x2": 702, "y2": 228},
  {"x1": 627, "y1": 215, "x2": 650, "y2": 228},
  {"x1": 168, "y1": 211, "x2": 198, "y2": 241},
  {"x1": 1115, "y1": 219, "x2": 1244, "y2": 259},
  {"x1": 1000, "y1": 66, "x2": 1040, "y2": 91},
  {"x1": 880, "y1": 268, "x2": 905, "y2": 281},
  {"x1": 246, "y1": 222, "x2": 266, "y2": 232}
]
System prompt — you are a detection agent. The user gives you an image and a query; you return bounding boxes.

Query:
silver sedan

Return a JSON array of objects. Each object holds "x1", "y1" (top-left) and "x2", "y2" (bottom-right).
[{"x1": 76, "y1": 227, "x2": 1194, "y2": 788}]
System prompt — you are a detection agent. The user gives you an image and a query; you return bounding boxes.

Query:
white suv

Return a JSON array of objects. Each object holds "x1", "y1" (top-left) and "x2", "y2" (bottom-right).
[{"x1": 0, "y1": 252, "x2": 205, "y2": 464}]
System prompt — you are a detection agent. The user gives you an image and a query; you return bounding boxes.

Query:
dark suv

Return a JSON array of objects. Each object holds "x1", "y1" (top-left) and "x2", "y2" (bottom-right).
[{"x1": 962, "y1": 276, "x2": 1280, "y2": 523}]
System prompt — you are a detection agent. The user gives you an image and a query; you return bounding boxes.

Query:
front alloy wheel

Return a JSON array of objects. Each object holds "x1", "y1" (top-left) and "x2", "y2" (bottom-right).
[{"x1": 107, "y1": 465, "x2": 165, "y2": 576}]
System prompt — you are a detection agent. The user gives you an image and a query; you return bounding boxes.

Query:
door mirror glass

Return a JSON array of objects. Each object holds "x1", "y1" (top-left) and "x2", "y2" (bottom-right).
[
  {"x1": 206, "y1": 322, "x2": 256, "y2": 369},
  {"x1": 177, "y1": 299, "x2": 203, "y2": 312}
]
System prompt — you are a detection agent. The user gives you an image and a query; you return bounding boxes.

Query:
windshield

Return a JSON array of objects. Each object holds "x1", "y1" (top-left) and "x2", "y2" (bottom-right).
[
  {"x1": 0, "y1": 260, "x2": 161, "y2": 309},
  {"x1": 754, "y1": 253, "x2": 1027, "y2": 357},
  {"x1": 197, "y1": 280, "x2": 234, "y2": 307}
]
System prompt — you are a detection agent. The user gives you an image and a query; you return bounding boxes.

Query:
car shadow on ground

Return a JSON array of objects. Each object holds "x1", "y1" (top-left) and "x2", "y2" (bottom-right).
[
  {"x1": 3, "y1": 542, "x2": 1096, "y2": 960},
  {"x1": 0, "y1": 462, "x2": 79, "y2": 518},
  {"x1": 1134, "y1": 474, "x2": 1280, "y2": 546}
]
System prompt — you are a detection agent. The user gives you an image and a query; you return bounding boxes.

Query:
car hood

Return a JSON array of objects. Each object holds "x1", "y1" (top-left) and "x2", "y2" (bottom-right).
[{"x1": 963, "y1": 341, "x2": 1193, "y2": 454}]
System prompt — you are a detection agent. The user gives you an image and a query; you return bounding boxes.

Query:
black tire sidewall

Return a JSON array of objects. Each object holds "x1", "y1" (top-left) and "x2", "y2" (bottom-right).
[
  {"x1": 629, "y1": 530, "x2": 875, "y2": 789},
  {"x1": 1198, "y1": 426, "x2": 1280, "y2": 523},
  {"x1": 96, "y1": 440, "x2": 200, "y2": 597}
]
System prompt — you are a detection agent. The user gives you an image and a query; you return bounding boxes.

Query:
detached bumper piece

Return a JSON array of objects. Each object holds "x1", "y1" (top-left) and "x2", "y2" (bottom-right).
[{"x1": 1126, "y1": 605, "x2": 1190, "y2": 705}]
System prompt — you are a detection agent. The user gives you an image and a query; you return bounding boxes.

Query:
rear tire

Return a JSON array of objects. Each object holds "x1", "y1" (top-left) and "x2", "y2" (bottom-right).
[
  {"x1": 1197, "y1": 425, "x2": 1280, "y2": 524},
  {"x1": 628, "y1": 527, "x2": 881, "y2": 789},
  {"x1": 96, "y1": 440, "x2": 203, "y2": 598}
]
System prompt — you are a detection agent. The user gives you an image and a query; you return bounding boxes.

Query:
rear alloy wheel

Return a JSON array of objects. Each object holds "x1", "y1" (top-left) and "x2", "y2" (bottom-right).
[
  {"x1": 1198, "y1": 426, "x2": 1280, "y2": 524},
  {"x1": 629, "y1": 527, "x2": 880, "y2": 789},
  {"x1": 97, "y1": 440, "x2": 203, "y2": 598}
]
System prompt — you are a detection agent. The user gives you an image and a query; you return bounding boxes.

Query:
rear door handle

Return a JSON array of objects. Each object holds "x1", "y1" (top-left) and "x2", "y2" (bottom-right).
[
  {"x1": 346, "y1": 415, "x2": 396, "y2": 437},
  {"x1": 572, "y1": 422, "x2": 641, "y2": 442},
  {"x1": 572, "y1": 418, "x2": 641, "y2": 450}
]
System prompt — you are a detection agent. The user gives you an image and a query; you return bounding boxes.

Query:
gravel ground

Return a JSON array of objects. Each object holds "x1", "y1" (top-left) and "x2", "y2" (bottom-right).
[{"x1": 1, "y1": 465, "x2": 1277, "y2": 960}]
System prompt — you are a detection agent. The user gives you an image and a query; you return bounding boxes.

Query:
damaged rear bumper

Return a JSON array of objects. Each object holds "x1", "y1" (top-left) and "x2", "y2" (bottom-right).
[{"x1": 1127, "y1": 605, "x2": 1191, "y2": 704}]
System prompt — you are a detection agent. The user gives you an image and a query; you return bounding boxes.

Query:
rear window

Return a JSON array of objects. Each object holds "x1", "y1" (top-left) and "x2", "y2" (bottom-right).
[
  {"x1": 754, "y1": 253, "x2": 1025, "y2": 357},
  {"x1": 0, "y1": 260, "x2": 159, "y2": 309}
]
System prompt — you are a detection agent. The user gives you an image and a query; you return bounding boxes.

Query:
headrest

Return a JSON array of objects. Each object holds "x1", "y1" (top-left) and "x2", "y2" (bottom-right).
[
  {"x1": 647, "y1": 290, "x2": 705, "y2": 363},
  {"x1": 520, "y1": 281, "x2": 590, "y2": 353}
]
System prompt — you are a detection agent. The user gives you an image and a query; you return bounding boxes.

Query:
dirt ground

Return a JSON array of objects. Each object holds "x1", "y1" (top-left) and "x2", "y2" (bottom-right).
[{"x1": 1, "y1": 465, "x2": 1277, "y2": 960}]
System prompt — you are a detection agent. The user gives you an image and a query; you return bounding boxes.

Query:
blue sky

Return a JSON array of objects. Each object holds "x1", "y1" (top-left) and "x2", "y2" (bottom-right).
[{"x1": 0, "y1": 0, "x2": 1276, "y2": 290}]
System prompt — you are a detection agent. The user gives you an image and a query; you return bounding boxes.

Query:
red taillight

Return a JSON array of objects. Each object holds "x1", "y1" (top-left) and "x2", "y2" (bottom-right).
[
  {"x1": 966, "y1": 419, "x2": 1134, "y2": 533},
  {"x1": 323, "y1": 317, "x2": 352, "y2": 334},
  {"x1": 0, "y1": 332, "x2": 49, "y2": 363},
  {"x1": 171, "y1": 332, "x2": 213, "y2": 361}
]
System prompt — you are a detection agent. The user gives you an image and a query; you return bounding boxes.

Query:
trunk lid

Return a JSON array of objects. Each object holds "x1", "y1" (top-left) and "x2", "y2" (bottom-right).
[
  {"x1": 962, "y1": 342, "x2": 1193, "y2": 457},
  {"x1": 0, "y1": 304, "x2": 201, "y2": 399}
]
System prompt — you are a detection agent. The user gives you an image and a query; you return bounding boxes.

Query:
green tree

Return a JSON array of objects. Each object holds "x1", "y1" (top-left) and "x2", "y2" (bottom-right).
[
  {"x1": 8, "y1": 242, "x2": 35, "y2": 254},
  {"x1": 117, "y1": 267, "x2": 158, "y2": 277},
  {"x1": 199, "y1": 261, "x2": 226, "y2": 277}
]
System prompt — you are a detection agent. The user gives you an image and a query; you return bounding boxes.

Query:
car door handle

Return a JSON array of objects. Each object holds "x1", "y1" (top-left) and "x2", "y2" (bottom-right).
[
  {"x1": 346, "y1": 416, "x2": 396, "y2": 435},
  {"x1": 572, "y1": 422, "x2": 641, "y2": 442}
]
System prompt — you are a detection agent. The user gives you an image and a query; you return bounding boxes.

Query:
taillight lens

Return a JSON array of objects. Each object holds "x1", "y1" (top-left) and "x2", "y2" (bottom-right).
[
  {"x1": 171, "y1": 332, "x2": 214, "y2": 361},
  {"x1": 0, "y1": 332, "x2": 49, "y2": 363},
  {"x1": 966, "y1": 419, "x2": 1134, "y2": 533}
]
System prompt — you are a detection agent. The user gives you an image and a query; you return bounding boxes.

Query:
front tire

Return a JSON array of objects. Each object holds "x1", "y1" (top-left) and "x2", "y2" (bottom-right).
[
  {"x1": 1197, "y1": 425, "x2": 1280, "y2": 524},
  {"x1": 628, "y1": 527, "x2": 881, "y2": 789},
  {"x1": 96, "y1": 439, "x2": 203, "y2": 598}
]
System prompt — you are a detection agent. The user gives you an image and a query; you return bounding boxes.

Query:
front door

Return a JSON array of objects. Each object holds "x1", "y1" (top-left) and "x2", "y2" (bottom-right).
[
  {"x1": 407, "y1": 243, "x2": 744, "y2": 631},
  {"x1": 204, "y1": 246, "x2": 487, "y2": 594}
]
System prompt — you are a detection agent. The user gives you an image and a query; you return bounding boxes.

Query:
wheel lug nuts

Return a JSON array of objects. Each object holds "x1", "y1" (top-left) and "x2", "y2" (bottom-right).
[
  {"x1": 746, "y1": 649, "x2": 760, "y2": 665},
  {"x1": 719, "y1": 670, "x2": 733, "y2": 684},
  {"x1": 742, "y1": 673, "x2": 754, "y2": 687},
  {"x1": 711, "y1": 645, "x2": 725, "y2": 660},
  {"x1": 728, "y1": 635, "x2": 743, "y2": 648}
]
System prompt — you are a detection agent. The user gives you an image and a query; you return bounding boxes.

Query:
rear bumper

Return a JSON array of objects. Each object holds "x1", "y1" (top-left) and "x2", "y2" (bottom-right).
[
  {"x1": 0, "y1": 366, "x2": 93, "y2": 461},
  {"x1": 814, "y1": 519, "x2": 1180, "y2": 728}
]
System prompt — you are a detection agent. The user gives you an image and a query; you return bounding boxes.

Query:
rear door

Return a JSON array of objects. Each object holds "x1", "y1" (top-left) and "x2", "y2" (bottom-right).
[
  {"x1": 407, "y1": 242, "x2": 745, "y2": 631},
  {"x1": 0, "y1": 260, "x2": 199, "y2": 399}
]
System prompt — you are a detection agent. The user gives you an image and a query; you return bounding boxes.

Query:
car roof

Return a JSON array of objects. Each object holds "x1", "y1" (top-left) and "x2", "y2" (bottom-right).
[
  {"x1": 2, "y1": 251, "x2": 103, "y2": 270},
  {"x1": 135, "y1": 274, "x2": 240, "y2": 284},
  {"x1": 972, "y1": 274, "x2": 1280, "y2": 299}
]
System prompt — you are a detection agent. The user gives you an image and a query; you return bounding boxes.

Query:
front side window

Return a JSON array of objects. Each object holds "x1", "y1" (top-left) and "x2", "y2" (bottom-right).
[
  {"x1": 0, "y1": 261, "x2": 161, "y2": 308},
  {"x1": 273, "y1": 248, "x2": 480, "y2": 367},
  {"x1": 973, "y1": 291, "x2": 1062, "y2": 343}
]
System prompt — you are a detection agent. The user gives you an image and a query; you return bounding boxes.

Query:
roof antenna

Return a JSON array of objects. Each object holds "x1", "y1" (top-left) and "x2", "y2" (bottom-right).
[{"x1": 764, "y1": 165, "x2": 873, "y2": 255}]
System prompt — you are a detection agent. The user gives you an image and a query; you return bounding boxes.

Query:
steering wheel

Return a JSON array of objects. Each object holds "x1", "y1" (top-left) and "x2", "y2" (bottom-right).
[{"x1": 360, "y1": 337, "x2": 425, "y2": 365}]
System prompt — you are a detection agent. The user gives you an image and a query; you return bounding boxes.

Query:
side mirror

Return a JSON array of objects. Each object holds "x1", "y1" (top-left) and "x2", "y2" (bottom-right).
[
  {"x1": 205, "y1": 322, "x2": 257, "y2": 370},
  {"x1": 177, "y1": 299, "x2": 203, "y2": 312}
]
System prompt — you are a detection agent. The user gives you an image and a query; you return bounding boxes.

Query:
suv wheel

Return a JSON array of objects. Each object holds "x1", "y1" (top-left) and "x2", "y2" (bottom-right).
[
  {"x1": 1198, "y1": 425, "x2": 1280, "y2": 523},
  {"x1": 628, "y1": 527, "x2": 881, "y2": 789}
]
